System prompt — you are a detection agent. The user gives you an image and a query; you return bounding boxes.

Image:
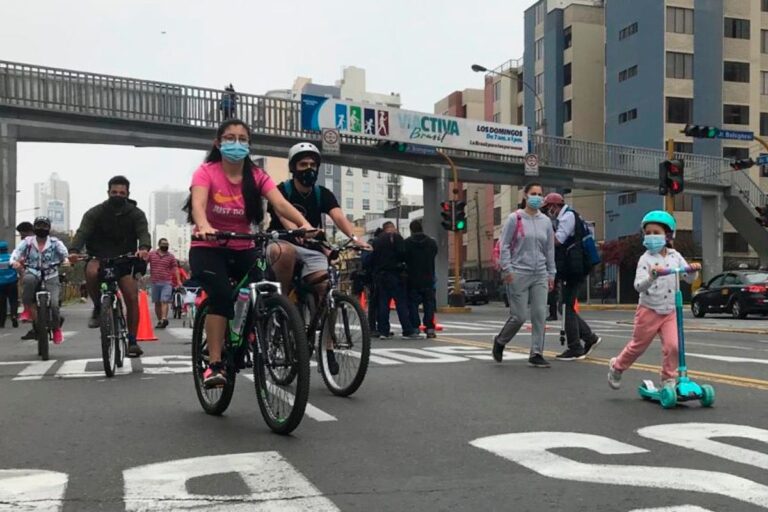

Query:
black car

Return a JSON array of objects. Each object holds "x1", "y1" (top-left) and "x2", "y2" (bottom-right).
[
  {"x1": 691, "y1": 270, "x2": 768, "y2": 319},
  {"x1": 464, "y1": 280, "x2": 489, "y2": 305}
]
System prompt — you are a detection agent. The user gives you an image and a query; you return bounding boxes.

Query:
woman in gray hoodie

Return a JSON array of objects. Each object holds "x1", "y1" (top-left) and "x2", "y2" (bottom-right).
[{"x1": 492, "y1": 183, "x2": 556, "y2": 367}]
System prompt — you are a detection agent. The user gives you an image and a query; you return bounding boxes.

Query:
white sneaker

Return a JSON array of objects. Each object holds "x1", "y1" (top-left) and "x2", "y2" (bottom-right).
[
  {"x1": 607, "y1": 357, "x2": 622, "y2": 390},
  {"x1": 662, "y1": 378, "x2": 677, "y2": 391}
]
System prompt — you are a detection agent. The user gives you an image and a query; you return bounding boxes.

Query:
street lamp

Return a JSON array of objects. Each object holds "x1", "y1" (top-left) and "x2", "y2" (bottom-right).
[{"x1": 471, "y1": 63, "x2": 546, "y2": 132}]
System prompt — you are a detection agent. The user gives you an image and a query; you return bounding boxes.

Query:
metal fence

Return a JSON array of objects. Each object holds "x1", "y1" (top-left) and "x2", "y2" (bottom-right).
[{"x1": 0, "y1": 59, "x2": 746, "y2": 189}]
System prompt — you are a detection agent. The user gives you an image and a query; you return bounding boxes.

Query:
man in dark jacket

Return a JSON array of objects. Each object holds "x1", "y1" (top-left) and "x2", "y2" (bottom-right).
[
  {"x1": 361, "y1": 227, "x2": 383, "y2": 336},
  {"x1": 69, "y1": 175, "x2": 151, "y2": 357},
  {"x1": 371, "y1": 222, "x2": 418, "y2": 340},
  {"x1": 403, "y1": 220, "x2": 438, "y2": 338}
]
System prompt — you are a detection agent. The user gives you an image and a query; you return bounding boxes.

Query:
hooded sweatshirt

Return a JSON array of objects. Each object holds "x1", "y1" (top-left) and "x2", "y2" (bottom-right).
[
  {"x1": 70, "y1": 198, "x2": 151, "y2": 258},
  {"x1": 499, "y1": 209, "x2": 556, "y2": 278},
  {"x1": 0, "y1": 241, "x2": 17, "y2": 286},
  {"x1": 404, "y1": 232, "x2": 438, "y2": 289}
]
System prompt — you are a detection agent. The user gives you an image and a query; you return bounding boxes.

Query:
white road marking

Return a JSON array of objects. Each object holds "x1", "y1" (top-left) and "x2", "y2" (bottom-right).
[
  {"x1": 0, "y1": 469, "x2": 68, "y2": 512},
  {"x1": 629, "y1": 507, "x2": 713, "y2": 512},
  {"x1": 56, "y1": 358, "x2": 132, "y2": 378},
  {"x1": 687, "y1": 353, "x2": 768, "y2": 365},
  {"x1": 242, "y1": 374, "x2": 337, "y2": 422},
  {"x1": 13, "y1": 360, "x2": 57, "y2": 381}
]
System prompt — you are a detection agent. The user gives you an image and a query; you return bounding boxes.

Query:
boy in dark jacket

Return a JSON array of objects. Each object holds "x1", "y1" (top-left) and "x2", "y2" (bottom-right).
[
  {"x1": 403, "y1": 220, "x2": 438, "y2": 338},
  {"x1": 371, "y1": 222, "x2": 417, "y2": 339}
]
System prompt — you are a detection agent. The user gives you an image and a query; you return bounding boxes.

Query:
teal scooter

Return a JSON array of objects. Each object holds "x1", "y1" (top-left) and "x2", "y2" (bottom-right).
[{"x1": 637, "y1": 265, "x2": 715, "y2": 409}]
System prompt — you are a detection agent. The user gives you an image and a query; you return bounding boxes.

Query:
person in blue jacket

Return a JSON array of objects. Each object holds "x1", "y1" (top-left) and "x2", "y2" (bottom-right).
[{"x1": 0, "y1": 241, "x2": 19, "y2": 328}]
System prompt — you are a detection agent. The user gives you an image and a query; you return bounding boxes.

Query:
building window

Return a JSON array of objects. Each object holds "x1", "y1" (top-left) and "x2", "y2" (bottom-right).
[
  {"x1": 493, "y1": 184, "x2": 502, "y2": 195},
  {"x1": 673, "y1": 194, "x2": 693, "y2": 212},
  {"x1": 618, "y1": 108, "x2": 638, "y2": 124},
  {"x1": 493, "y1": 207, "x2": 502, "y2": 227},
  {"x1": 378, "y1": 172, "x2": 383, "y2": 179},
  {"x1": 362, "y1": 182, "x2": 370, "y2": 194},
  {"x1": 517, "y1": 74, "x2": 524, "y2": 93},
  {"x1": 723, "y1": 104, "x2": 750, "y2": 125},
  {"x1": 362, "y1": 169, "x2": 368, "y2": 178},
  {"x1": 346, "y1": 168, "x2": 353, "y2": 176},
  {"x1": 619, "y1": 65, "x2": 638, "y2": 82},
  {"x1": 764, "y1": 0, "x2": 768, "y2": 12},
  {"x1": 346, "y1": 213, "x2": 354, "y2": 222},
  {"x1": 724, "y1": 18, "x2": 750, "y2": 39},
  {"x1": 535, "y1": 38, "x2": 544, "y2": 61},
  {"x1": 345, "y1": 180, "x2": 354, "y2": 191},
  {"x1": 762, "y1": 72, "x2": 768, "y2": 95},
  {"x1": 493, "y1": 81, "x2": 501, "y2": 101},
  {"x1": 377, "y1": 200, "x2": 385, "y2": 210},
  {"x1": 666, "y1": 52, "x2": 693, "y2": 79},
  {"x1": 564, "y1": 26, "x2": 572, "y2": 49},
  {"x1": 345, "y1": 197, "x2": 354, "y2": 209},
  {"x1": 362, "y1": 199, "x2": 370, "y2": 211},
  {"x1": 517, "y1": 105, "x2": 524, "y2": 123},
  {"x1": 666, "y1": 7, "x2": 694, "y2": 34},
  {"x1": 674, "y1": 142, "x2": 693, "y2": 154},
  {"x1": 325, "y1": 167, "x2": 334, "y2": 176},
  {"x1": 761, "y1": 113, "x2": 768, "y2": 136},
  {"x1": 492, "y1": 112, "x2": 501, "y2": 123},
  {"x1": 377, "y1": 184, "x2": 385, "y2": 195},
  {"x1": 563, "y1": 63, "x2": 572, "y2": 86},
  {"x1": 535, "y1": 73, "x2": 544, "y2": 95},
  {"x1": 618, "y1": 192, "x2": 637, "y2": 206},
  {"x1": 667, "y1": 98, "x2": 693, "y2": 124},
  {"x1": 619, "y1": 22, "x2": 638, "y2": 40},
  {"x1": 723, "y1": 147, "x2": 750, "y2": 160},
  {"x1": 724, "y1": 61, "x2": 750, "y2": 83},
  {"x1": 325, "y1": 178, "x2": 333, "y2": 190},
  {"x1": 535, "y1": 108, "x2": 545, "y2": 129},
  {"x1": 762, "y1": 31, "x2": 768, "y2": 53},
  {"x1": 534, "y1": 1, "x2": 546, "y2": 25},
  {"x1": 563, "y1": 100, "x2": 572, "y2": 123}
]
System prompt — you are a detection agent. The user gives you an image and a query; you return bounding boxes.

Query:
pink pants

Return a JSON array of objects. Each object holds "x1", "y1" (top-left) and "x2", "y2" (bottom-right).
[{"x1": 614, "y1": 305, "x2": 679, "y2": 382}]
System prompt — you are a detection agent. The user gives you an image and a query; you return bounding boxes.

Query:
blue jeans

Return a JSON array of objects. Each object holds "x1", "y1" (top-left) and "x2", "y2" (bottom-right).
[
  {"x1": 375, "y1": 272, "x2": 413, "y2": 336},
  {"x1": 408, "y1": 287, "x2": 436, "y2": 332}
]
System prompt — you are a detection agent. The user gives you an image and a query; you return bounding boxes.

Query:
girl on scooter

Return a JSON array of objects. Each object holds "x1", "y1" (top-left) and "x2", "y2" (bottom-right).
[{"x1": 607, "y1": 210, "x2": 700, "y2": 390}]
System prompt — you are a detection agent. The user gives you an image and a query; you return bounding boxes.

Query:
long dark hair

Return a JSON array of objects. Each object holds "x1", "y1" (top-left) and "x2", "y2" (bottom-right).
[
  {"x1": 183, "y1": 119, "x2": 263, "y2": 225},
  {"x1": 518, "y1": 182, "x2": 542, "y2": 209}
]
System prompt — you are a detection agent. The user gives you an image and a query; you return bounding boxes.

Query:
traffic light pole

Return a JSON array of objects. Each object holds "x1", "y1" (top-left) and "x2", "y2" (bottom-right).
[
  {"x1": 437, "y1": 149, "x2": 466, "y2": 308},
  {"x1": 665, "y1": 138, "x2": 675, "y2": 214}
]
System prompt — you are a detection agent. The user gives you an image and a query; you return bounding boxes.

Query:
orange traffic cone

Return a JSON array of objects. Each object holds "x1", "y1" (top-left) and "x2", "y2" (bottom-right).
[
  {"x1": 359, "y1": 292, "x2": 367, "y2": 310},
  {"x1": 137, "y1": 289, "x2": 158, "y2": 342}
]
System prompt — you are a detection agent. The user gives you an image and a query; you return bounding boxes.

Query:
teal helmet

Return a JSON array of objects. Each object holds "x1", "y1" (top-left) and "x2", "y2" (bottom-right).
[{"x1": 641, "y1": 210, "x2": 676, "y2": 237}]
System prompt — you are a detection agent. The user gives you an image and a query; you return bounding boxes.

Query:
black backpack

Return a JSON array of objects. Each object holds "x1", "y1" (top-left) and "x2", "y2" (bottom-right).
[{"x1": 559, "y1": 209, "x2": 600, "y2": 279}]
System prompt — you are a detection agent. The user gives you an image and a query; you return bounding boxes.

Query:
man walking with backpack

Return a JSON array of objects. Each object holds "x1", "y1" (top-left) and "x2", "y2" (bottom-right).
[{"x1": 543, "y1": 193, "x2": 601, "y2": 361}]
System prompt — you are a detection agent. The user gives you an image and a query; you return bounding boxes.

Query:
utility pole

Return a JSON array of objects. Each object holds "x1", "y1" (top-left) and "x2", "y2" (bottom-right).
[
  {"x1": 474, "y1": 190, "x2": 482, "y2": 279},
  {"x1": 665, "y1": 138, "x2": 675, "y2": 213},
  {"x1": 437, "y1": 149, "x2": 465, "y2": 308}
]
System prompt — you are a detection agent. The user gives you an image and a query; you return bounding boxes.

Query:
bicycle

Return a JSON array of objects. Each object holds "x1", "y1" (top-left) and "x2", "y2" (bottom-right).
[
  {"x1": 86, "y1": 254, "x2": 145, "y2": 378},
  {"x1": 25, "y1": 262, "x2": 61, "y2": 362},
  {"x1": 171, "y1": 287, "x2": 184, "y2": 319},
  {"x1": 190, "y1": 230, "x2": 310, "y2": 435},
  {"x1": 290, "y1": 238, "x2": 371, "y2": 397},
  {"x1": 182, "y1": 287, "x2": 201, "y2": 328}
]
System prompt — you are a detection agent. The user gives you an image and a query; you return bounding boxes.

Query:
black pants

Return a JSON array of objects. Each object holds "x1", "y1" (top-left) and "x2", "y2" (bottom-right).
[
  {"x1": 367, "y1": 284, "x2": 378, "y2": 332},
  {"x1": 0, "y1": 282, "x2": 18, "y2": 326},
  {"x1": 547, "y1": 282, "x2": 559, "y2": 318},
  {"x1": 562, "y1": 278, "x2": 594, "y2": 350},
  {"x1": 189, "y1": 247, "x2": 258, "y2": 319}
]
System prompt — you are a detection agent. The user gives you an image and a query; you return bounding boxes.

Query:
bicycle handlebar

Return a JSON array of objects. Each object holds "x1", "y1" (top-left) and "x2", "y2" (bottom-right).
[
  {"x1": 191, "y1": 229, "x2": 309, "y2": 242},
  {"x1": 652, "y1": 265, "x2": 699, "y2": 277}
]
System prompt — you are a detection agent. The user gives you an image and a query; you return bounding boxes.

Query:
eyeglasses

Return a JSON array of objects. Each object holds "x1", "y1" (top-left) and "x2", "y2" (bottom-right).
[{"x1": 221, "y1": 134, "x2": 250, "y2": 144}]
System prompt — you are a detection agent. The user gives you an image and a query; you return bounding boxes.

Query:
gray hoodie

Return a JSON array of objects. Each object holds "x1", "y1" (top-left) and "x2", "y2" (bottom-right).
[{"x1": 499, "y1": 209, "x2": 556, "y2": 278}]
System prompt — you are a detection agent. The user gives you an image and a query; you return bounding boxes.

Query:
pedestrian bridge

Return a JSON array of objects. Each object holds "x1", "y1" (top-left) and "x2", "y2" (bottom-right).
[{"x1": 1, "y1": 59, "x2": 766, "y2": 274}]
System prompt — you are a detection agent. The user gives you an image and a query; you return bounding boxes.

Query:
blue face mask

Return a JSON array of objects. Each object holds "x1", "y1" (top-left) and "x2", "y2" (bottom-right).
[
  {"x1": 643, "y1": 234, "x2": 667, "y2": 254},
  {"x1": 220, "y1": 141, "x2": 249, "y2": 162},
  {"x1": 527, "y1": 195, "x2": 544, "y2": 209}
]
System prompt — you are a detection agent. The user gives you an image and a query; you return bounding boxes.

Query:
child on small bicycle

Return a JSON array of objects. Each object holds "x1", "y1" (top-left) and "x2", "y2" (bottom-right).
[
  {"x1": 607, "y1": 211, "x2": 699, "y2": 391},
  {"x1": 10, "y1": 216, "x2": 69, "y2": 344}
]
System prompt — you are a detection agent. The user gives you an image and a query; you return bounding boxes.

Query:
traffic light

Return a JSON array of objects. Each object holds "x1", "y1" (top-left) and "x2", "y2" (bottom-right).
[
  {"x1": 660, "y1": 159, "x2": 685, "y2": 196},
  {"x1": 440, "y1": 201, "x2": 454, "y2": 231},
  {"x1": 683, "y1": 124, "x2": 719, "y2": 138},
  {"x1": 658, "y1": 161, "x2": 668, "y2": 196},
  {"x1": 377, "y1": 140, "x2": 408, "y2": 152},
  {"x1": 730, "y1": 158, "x2": 755, "y2": 171},
  {"x1": 453, "y1": 201, "x2": 467, "y2": 231}
]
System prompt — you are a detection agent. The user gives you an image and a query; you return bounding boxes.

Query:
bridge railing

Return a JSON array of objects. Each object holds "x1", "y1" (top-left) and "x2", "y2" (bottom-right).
[
  {"x1": 0, "y1": 59, "x2": 744, "y2": 189},
  {"x1": 730, "y1": 165, "x2": 767, "y2": 210}
]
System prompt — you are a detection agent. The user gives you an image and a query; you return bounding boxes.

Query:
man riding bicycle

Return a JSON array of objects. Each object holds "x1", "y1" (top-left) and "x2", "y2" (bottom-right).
[
  {"x1": 69, "y1": 175, "x2": 151, "y2": 357},
  {"x1": 10, "y1": 216, "x2": 69, "y2": 344}
]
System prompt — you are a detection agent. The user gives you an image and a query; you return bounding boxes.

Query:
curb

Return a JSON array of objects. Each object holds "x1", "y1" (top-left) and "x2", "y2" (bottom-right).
[
  {"x1": 579, "y1": 304, "x2": 636, "y2": 311},
  {"x1": 616, "y1": 320, "x2": 768, "y2": 335}
]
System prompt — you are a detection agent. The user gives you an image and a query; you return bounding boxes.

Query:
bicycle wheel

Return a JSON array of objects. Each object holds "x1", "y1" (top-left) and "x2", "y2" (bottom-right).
[
  {"x1": 253, "y1": 294, "x2": 309, "y2": 435},
  {"x1": 36, "y1": 299, "x2": 50, "y2": 362},
  {"x1": 192, "y1": 302, "x2": 235, "y2": 415},
  {"x1": 100, "y1": 295, "x2": 117, "y2": 377},
  {"x1": 318, "y1": 292, "x2": 370, "y2": 397},
  {"x1": 115, "y1": 306, "x2": 127, "y2": 369}
]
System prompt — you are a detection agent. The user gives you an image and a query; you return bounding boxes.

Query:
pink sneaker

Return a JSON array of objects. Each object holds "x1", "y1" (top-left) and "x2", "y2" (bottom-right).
[
  {"x1": 52, "y1": 328, "x2": 64, "y2": 345},
  {"x1": 19, "y1": 309, "x2": 31, "y2": 323}
]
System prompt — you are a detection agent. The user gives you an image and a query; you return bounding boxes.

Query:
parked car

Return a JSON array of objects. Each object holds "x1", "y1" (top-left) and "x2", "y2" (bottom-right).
[
  {"x1": 464, "y1": 280, "x2": 489, "y2": 305},
  {"x1": 691, "y1": 270, "x2": 768, "y2": 319}
]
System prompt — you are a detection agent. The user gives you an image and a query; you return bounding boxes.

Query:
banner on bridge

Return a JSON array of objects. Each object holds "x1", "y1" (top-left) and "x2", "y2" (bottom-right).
[{"x1": 301, "y1": 94, "x2": 528, "y2": 157}]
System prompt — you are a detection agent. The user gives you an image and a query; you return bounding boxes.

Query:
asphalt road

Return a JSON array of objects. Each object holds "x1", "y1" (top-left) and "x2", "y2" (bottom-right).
[{"x1": 1, "y1": 301, "x2": 767, "y2": 511}]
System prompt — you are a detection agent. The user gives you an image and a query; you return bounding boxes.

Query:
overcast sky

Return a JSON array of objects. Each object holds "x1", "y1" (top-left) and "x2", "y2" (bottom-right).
[{"x1": 4, "y1": 0, "x2": 526, "y2": 227}]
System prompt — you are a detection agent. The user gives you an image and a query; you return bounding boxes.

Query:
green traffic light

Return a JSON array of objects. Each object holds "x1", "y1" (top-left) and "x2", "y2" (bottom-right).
[
  {"x1": 706, "y1": 127, "x2": 717, "y2": 138},
  {"x1": 456, "y1": 220, "x2": 466, "y2": 230}
]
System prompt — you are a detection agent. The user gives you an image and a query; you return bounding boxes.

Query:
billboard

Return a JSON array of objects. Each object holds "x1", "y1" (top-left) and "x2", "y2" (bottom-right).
[{"x1": 301, "y1": 95, "x2": 528, "y2": 157}]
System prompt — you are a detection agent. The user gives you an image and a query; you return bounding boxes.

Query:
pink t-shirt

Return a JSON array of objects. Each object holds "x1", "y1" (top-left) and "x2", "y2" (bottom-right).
[{"x1": 190, "y1": 161, "x2": 276, "y2": 250}]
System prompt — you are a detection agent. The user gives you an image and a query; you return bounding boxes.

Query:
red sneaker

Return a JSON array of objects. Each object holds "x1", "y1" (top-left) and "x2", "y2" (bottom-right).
[
  {"x1": 52, "y1": 328, "x2": 64, "y2": 345},
  {"x1": 19, "y1": 310, "x2": 31, "y2": 323}
]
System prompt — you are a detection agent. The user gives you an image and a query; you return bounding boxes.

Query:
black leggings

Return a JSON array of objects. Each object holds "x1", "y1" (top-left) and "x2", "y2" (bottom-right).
[{"x1": 189, "y1": 247, "x2": 259, "y2": 319}]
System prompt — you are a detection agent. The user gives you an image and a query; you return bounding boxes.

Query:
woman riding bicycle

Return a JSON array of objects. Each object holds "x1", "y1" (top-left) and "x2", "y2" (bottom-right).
[
  {"x1": 10, "y1": 216, "x2": 69, "y2": 344},
  {"x1": 186, "y1": 119, "x2": 313, "y2": 387}
]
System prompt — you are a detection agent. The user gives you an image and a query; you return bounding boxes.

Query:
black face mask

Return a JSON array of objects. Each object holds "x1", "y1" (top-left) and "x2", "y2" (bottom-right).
[
  {"x1": 34, "y1": 228, "x2": 50, "y2": 238},
  {"x1": 108, "y1": 196, "x2": 127, "y2": 208},
  {"x1": 159, "y1": 245, "x2": 169, "y2": 252},
  {"x1": 295, "y1": 170, "x2": 318, "y2": 187}
]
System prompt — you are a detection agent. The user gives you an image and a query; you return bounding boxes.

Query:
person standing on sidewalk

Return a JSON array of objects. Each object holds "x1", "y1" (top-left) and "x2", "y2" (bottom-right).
[
  {"x1": 371, "y1": 222, "x2": 418, "y2": 340},
  {"x1": 0, "y1": 241, "x2": 19, "y2": 328},
  {"x1": 362, "y1": 227, "x2": 383, "y2": 336},
  {"x1": 492, "y1": 183, "x2": 556, "y2": 368},
  {"x1": 15, "y1": 222, "x2": 34, "y2": 336},
  {"x1": 147, "y1": 238, "x2": 181, "y2": 329},
  {"x1": 542, "y1": 192, "x2": 601, "y2": 361},
  {"x1": 404, "y1": 220, "x2": 438, "y2": 339}
]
